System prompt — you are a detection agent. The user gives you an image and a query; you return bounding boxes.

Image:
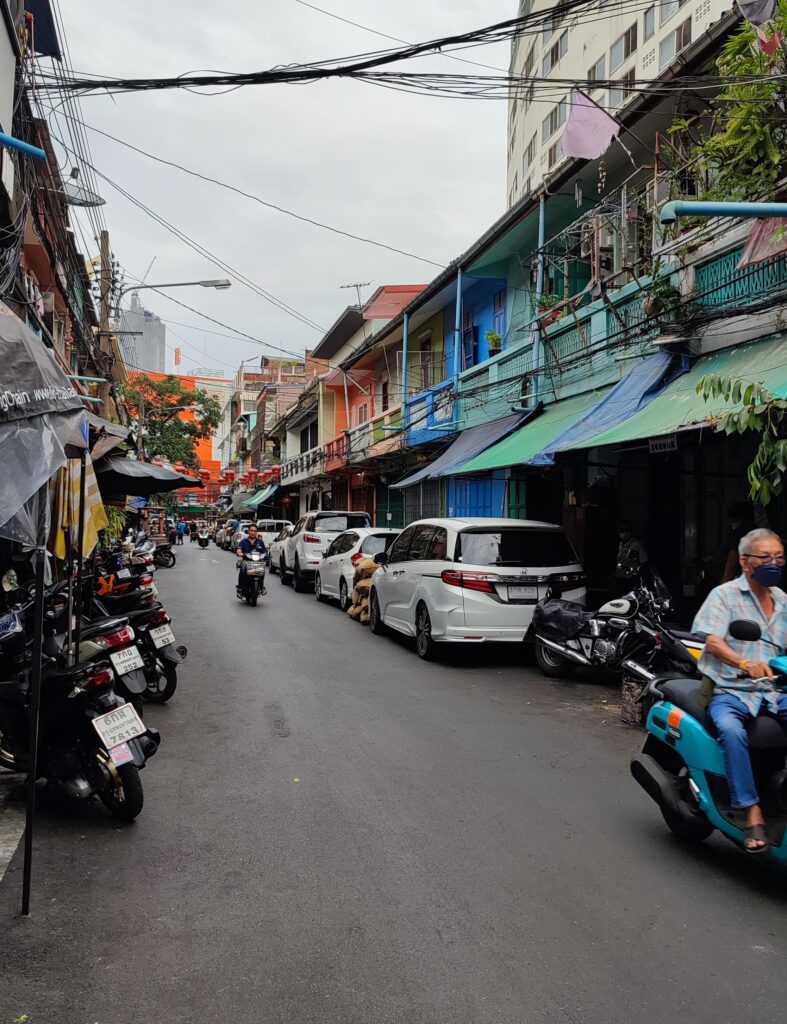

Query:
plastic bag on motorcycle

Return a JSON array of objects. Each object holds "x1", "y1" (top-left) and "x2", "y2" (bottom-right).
[{"x1": 531, "y1": 598, "x2": 594, "y2": 642}]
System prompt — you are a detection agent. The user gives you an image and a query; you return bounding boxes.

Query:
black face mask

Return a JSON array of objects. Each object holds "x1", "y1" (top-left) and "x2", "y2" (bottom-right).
[{"x1": 753, "y1": 562, "x2": 783, "y2": 588}]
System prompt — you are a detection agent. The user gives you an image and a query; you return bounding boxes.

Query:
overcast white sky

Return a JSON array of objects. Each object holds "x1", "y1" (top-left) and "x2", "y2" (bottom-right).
[{"x1": 54, "y1": 1, "x2": 513, "y2": 377}]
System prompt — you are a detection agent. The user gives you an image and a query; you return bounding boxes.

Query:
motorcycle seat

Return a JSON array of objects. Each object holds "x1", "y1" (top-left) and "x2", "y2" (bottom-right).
[
  {"x1": 669, "y1": 628, "x2": 704, "y2": 643},
  {"x1": 659, "y1": 678, "x2": 787, "y2": 749}
]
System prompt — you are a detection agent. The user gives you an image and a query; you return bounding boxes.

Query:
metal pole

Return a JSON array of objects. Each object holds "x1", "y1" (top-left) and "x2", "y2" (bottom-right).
[
  {"x1": 401, "y1": 311, "x2": 410, "y2": 428},
  {"x1": 72, "y1": 451, "x2": 87, "y2": 663},
  {"x1": 533, "y1": 193, "x2": 546, "y2": 405},
  {"x1": 21, "y1": 532, "x2": 47, "y2": 916},
  {"x1": 660, "y1": 200, "x2": 787, "y2": 225},
  {"x1": 452, "y1": 268, "x2": 463, "y2": 392}
]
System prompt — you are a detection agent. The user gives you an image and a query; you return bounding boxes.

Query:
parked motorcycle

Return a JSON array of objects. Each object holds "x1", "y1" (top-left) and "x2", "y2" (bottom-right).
[
  {"x1": 237, "y1": 551, "x2": 267, "y2": 607},
  {"x1": 198, "y1": 528, "x2": 210, "y2": 549},
  {"x1": 532, "y1": 578, "x2": 702, "y2": 687},
  {"x1": 153, "y1": 542, "x2": 176, "y2": 569},
  {"x1": 0, "y1": 604, "x2": 160, "y2": 821},
  {"x1": 631, "y1": 618, "x2": 787, "y2": 861}
]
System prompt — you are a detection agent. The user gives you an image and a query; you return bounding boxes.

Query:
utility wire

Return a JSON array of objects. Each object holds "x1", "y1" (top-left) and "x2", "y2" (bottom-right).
[{"x1": 57, "y1": 111, "x2": 445, "y2": 269}]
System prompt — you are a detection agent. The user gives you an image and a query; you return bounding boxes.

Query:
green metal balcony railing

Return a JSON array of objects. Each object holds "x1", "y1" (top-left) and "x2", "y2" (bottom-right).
[{"x1": 694, "y1": 247, "x2": 787, "y2": 310}]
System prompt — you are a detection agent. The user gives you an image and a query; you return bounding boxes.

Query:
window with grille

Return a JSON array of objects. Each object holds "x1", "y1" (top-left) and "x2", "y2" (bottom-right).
[
  {"x1": 357, "y1": 403, "x2": 369, "y2": 425},
  {"x1": 660, "y1": 0, "x2": 688, "y2": 26},
  {"x1": 547, "y1": 138, "x2": 564, "y2": 169},
  {"x1": 493, "y1": 290, "x2": 506, "y2": 338},
  {"x1": 542, "y1": 31, "x2": 568, "y2": 75},
  {"x1": 588, "y1": 55, "x2": 605, "y2": 88},
  {"x1": 643, "y1": 5, "x2": 655, "y2": 39},
  {"x1": 542, "y1": 98, "x2": 567, "y2": 143},
  {"x1": 659, "y1": 17, "x2": 691, "y2": 66},
  {"x1": 609, "y1": 67, "x2": 636, "y2": 108},
  {"x1": 610, "y1": 23, "x2": 637, "y2": 72},
  {"x1": 522, "y1": 133, "x2": 537, "y2": 178}
]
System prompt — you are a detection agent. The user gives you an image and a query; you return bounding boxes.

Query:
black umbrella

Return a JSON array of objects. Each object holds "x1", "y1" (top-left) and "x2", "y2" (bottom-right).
[{"x1": 94, "y1": 455, "x2": 204, "y2": 497}]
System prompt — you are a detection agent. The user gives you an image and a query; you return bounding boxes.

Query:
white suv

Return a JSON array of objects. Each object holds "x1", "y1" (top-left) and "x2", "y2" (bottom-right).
[
  {"x1": 283, "y1": 511, "x2": 372, "y2": 591},
  {"x1": 368, "y1": 517, "x2": 585, "y2": 660}
]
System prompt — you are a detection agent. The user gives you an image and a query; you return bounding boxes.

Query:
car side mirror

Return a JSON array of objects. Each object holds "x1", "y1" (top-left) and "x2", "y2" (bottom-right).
[
  {"x1": 729, "y1": 619, "x2": 761, "y2": 642},
  {"x1": 374, "y1": 551, "x2": 388, "y2": 565}
]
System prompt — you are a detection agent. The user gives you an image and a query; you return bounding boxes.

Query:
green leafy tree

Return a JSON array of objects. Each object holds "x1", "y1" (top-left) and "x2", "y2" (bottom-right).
[
  {"x1": 124, "y1": 374, "x2": 221, "y2": 469},
  {"x1": 670, "y1": 2, "x2": 787, "y2": 202},
  {"x1": 697, "y1": 373, "x2": 787, "y2": 506}
]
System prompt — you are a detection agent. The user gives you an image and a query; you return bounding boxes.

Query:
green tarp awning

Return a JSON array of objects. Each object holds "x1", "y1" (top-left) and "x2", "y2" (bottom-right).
[
  {"x1": 569, "y1": 336, "x2": 787, "y2": 450},
  {"x1": 449, "y1": 390, "x2": 606, "y2": 474},
  {"x1": 240, "y1": 483, "x2": 278, "y2": 509}
]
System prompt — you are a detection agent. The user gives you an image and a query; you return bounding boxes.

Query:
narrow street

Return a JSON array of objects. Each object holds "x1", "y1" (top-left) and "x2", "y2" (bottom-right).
[{"x1": 2, "y1": 546, "x2": 787, "y2": 1024}]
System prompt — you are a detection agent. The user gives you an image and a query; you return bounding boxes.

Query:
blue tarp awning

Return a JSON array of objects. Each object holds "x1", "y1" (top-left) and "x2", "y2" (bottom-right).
[
  {"x1": 392, "y1": 413, "x2": 524, "y2": 489},
  {"x1": 529, "y1": 350, "x2": 688, "y2": 465}
]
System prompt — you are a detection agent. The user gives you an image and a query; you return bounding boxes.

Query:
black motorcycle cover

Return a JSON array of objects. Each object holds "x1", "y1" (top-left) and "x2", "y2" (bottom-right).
[{"x1": 532, "y1": 598, "x2": 594, "y2": 641}]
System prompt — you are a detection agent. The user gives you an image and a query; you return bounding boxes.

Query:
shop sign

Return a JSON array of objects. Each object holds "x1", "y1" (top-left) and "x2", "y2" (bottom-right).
[{"x1": 648, "y1": 434, "x2": 678, "y2": 454}]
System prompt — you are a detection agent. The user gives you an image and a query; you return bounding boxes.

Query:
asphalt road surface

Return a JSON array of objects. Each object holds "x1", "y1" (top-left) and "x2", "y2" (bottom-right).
[{"x1": 1, "y1": 541, "x2": 787, "y2": 1024}]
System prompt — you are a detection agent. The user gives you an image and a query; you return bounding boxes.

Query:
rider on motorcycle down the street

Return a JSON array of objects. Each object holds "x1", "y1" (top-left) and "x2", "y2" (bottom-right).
[
  {"x1": 236, "y1": 524, "x2": 268, "y2": 600},
  {"x1": 693, "y1": 527, "x2": 787, "y2": 854}
]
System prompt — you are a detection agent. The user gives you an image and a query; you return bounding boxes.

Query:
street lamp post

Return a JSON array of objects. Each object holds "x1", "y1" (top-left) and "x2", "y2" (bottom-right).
[{"x1": 114, "y1": 278, "x2": 231, "y2": 318}]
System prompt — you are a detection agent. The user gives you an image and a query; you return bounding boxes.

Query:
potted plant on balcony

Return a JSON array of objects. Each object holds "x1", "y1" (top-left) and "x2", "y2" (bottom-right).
[
  {"x1": 642, "y1": 263, "x2": 682, "y2": 320},
  {"x1": 538, "y1": 292, "x2": 564, "y2": 326},
  {"x1": 485, "y1": 329, "x2": 503, "y2": 355}
]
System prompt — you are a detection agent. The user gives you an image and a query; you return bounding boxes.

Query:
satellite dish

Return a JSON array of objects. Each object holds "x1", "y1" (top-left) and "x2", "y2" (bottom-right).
[{"x1": 48, "y1": 181, "x2": 106, "y2": 208}]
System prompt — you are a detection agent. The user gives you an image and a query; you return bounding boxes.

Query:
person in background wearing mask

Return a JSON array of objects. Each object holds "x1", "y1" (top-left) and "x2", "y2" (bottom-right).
[
  {"x1": 613, "y1": 520, "x2": 649, "y2": 595},
  {"x1": 693, "y1": 528, "x2": 787, "y2": 853},
  {"x1": 722, "y1": 501, "x2": 755, "y2": 583}
]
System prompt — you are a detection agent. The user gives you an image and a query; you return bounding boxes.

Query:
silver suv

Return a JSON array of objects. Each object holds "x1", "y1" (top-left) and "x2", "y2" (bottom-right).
[{"x1": 283, "y1": 511, "x2": 372, "y2": 592}]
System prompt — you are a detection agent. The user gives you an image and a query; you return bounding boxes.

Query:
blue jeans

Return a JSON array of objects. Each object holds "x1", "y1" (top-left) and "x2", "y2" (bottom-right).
[{"x1": 709, "y1": 692, "x2": 787, "y2": 808}]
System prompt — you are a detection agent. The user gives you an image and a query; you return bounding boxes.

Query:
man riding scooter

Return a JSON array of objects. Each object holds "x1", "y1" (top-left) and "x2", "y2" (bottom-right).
[
  {"x1": 236, "y1": 524, "x2": 267, "y2": 600},
  {"x1": 693, "y1": 527, "x2": 787, "y2": 853}
]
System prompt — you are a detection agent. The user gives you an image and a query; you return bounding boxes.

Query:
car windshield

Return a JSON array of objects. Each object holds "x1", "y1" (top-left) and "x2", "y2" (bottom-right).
[
  {"x1": 362, "y1": 535, "x2": 396, "y2": 556},
  {"x1": 459, "y1": 529, "x2": 578, "y2": 567},
  {"x1": 313, "y1": 514, "x2": 370, "y2": 532}
]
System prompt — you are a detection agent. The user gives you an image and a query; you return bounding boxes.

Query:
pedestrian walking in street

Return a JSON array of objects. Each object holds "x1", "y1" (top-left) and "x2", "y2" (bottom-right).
[{"x1": 177, "y1": 519, "x2": 187, "y2": 545}]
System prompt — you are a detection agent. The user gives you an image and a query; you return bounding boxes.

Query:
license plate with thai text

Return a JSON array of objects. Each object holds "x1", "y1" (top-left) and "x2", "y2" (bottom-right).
[
  {"x1": 92, "y1": 703, "x2": 145, "y2": 750},
  {"x1": 109, "y1": 646, "x2": 145, "y2": 675},
  {"x1": 149, "y1": 624, "x2": 175, "y2": 649}
]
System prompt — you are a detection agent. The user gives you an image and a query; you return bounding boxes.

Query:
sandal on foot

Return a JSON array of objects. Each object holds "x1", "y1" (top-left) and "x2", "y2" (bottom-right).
[{"x1": 744, "y1": 823, "x2": 769, "y2": 854}]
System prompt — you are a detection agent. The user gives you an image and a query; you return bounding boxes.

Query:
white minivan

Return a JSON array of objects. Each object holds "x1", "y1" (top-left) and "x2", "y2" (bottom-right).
[{"x1": 368, "y1": 517, "x2": 585, "y2": 660}]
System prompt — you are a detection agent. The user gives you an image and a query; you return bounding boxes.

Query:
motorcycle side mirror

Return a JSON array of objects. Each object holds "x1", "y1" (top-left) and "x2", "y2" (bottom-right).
[{"x1": 729, "y1": 619, "x2": 761, "y2": 642}]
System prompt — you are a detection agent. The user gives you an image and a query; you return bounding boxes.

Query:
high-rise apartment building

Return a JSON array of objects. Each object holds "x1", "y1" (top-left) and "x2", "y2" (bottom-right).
[
  {"x1": 119, "y1": 291, "x2": 166, "y2": 374},
  {"x1": 506, "y1": 0, "x2": 728, "y2": 207}
]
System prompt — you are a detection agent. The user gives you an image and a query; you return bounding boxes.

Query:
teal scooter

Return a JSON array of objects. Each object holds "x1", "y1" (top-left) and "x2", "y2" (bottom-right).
[{"x1": 631, "y1": 619, "x2": 787, "y2": 862}]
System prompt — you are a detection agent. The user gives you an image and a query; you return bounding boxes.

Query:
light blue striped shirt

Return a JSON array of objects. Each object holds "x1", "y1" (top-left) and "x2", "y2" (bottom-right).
[{"x1": 693, "y1": 576, "x2": 787, "y2": 714}]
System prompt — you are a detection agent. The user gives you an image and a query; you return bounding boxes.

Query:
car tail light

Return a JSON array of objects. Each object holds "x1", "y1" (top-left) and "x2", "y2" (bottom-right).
[
  {"x1": 96, "y1": 625, "x2": 135, "y2": 649},
  {"x1": 140, "y1": 574, "x2": 153, "y2": 587},
  {"x1": 441, "y1": 570, "x2": 498, "y2": 594},
  {"x1": 303, "y1": 533, "x2": 321, "y2": 544},
  {"x1": 151, "y1": 609, "x2": 170, "y2": 627},
  {"x1": 351, "y1": 552, "x2": 364, "y2": 564},
  {"x1": 85, "y1": 667, "x2": 114, "y2": 691},
  {"x1": 549, "y1": 573, "x2": 586, "y2": 594}
]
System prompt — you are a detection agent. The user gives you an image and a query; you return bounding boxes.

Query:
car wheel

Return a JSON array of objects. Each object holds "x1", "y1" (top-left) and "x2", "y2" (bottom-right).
[
  {"x1": 315, "y1": 573, "x2": 326, "y2": 602},
  {"x1": 415, "y1": 603, "x2": 437, "y2": 661},
  {"x1": 369, "y1": 590, "x2": 385, "y2": 635},
  {"x1": 339, "y1": 578, "x2": 349, "y2": 612},
  {"x1": 280, "y1": 557, "x2": 290, "y2": 585},
  {"x1": 534, "y1": 641, "x2": 577, "y2": 678},
  {"x1": 269, "y1": 558, "x2": 278, "y2": 575},
  {"x1": 293, "y1": 557, "x2": 309, "y2": 593}
]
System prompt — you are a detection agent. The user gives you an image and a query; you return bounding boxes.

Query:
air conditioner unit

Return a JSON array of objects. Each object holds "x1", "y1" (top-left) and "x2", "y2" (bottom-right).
[{"x1": 645, "y1": 175, "x2": 670, "y2": 213}]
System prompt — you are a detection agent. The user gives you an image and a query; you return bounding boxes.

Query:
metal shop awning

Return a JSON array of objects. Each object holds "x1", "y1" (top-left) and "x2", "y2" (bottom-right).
[
  {"x1": 526, "y1": 349, "x2": 687, "y2": 466},
  {"x1": 451, "y1": 391, "x2": 605, "y2": 475},
  {"x1": 392, "y1": 413, "x2": 524, "y2": 489},
  {"x1": 569, "y1": 335, "x2": 787, "y2": 451},
  {"x1": 240, "y1": 483, "x2": 279, "y2": 509}
]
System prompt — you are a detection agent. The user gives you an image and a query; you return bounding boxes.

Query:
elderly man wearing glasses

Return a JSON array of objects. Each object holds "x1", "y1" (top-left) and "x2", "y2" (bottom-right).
[{"x1": 693, "y1": 527, "x2": 787, "y2": 853}]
